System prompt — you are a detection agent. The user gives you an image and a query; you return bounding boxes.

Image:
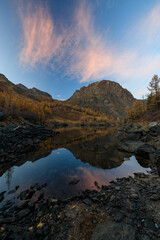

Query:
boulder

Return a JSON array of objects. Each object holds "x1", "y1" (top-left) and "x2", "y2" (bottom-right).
[
  {"x1": 136, "y1": 144, "x2": 156, "y2": 158},
  {"x1": 156, "y1": 126, "x2": 160, "y2": 135},
  {"x1": 118, "y1": 140, "x2": 144, "y2": 153},
  {"x1": 148, "y1": 122, "x2": 158, "y2": 129},
  {"x1": 91, "y1": 221, "x2": 136, "y2": 240}
]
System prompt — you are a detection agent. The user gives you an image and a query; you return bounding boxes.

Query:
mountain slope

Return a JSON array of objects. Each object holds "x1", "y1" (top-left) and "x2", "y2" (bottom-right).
[
  {"x1": 66, "y1": 80, "x2": 135, "y2": 119},
  {"x1": 0, "y1": 74, "x2": 52, "y2": 100},
  {"x1": 0, "y1": 74, "x2": 112, "y2": 125}
]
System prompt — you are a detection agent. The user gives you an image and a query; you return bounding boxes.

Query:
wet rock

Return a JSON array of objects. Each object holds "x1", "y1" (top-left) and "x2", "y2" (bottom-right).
[
  {"x1": 136, "y1": 144, "x2": 156, "y2": 158},
  {"x1": 94, "y1": 181, "x2": 100, "y2": 189},
  {"x1": 0, "y1": 217, "x2": 16, "y2": 223},
  {"x1": 8, "y1": 189, "x2": 16, "y2": 195},
  {"x1": 156, "y1": 126, "x2": 160, "y2": 135},
  {"x1": 83, "y1": 198, "x2": 92, "y2": 205},
  {"x1": 0, "y1": 191, "x2": 5, "y2": 202},
  {"x1": 18, "y1": 189, "x2": 35, "y2": 200},
  {"x1": 150, "y1": 195, "x2": 160, "y2": 201},
  {"x1": 91, "y1": 221, "x2": 136, "y2": 240},
  {"x1": 126, "y1": 132, "x2": 141, "y2": 140},
  {"x1": 17, "y1": 208, "x2": 31, "y2": 219},
  {"x1": 148, "y1": 122, "x2": 158, "y2": 129},
  {"x1": 16, "y1": 201, "x2": 29, "y2": 210},
  {"x1": 68, "y1": 179, "x2": 80, "y2": 185},
  {"x1": 118, "y1": 140, "x2": 144, "y2": 153}
]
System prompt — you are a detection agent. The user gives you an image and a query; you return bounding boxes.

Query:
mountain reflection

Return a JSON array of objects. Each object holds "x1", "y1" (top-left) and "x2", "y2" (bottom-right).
[
  {"x1": 0, "y1": 127, "x2": 150, "y2": 200},
  {"x1": 39, "y1": 127, "x2": 130, "y2": 169}
]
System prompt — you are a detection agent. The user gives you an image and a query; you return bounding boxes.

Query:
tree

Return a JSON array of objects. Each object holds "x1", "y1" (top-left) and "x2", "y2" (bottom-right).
[
  {"x1": 148, "y1": 75, "x2": 160, "y2": 95},
  {"x1": 147, "y1": 75, "x2": 160, "y2": 110}
]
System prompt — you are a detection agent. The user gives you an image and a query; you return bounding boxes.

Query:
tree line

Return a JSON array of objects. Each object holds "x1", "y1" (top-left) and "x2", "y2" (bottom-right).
[{"x1": 0, "y1": 91, "x2": 119, "y2": 124}]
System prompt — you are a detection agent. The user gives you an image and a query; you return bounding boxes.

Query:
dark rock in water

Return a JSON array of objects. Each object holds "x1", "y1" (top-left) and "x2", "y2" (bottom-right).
[
  {"x1": 0, "y1": 191, "x2": 6, "y2": 202},
  {"x1": 94, "y1": 181, "x2": 100, "y2": 189},
  {"x1": 91, "y1": 221, "x2": 136, "y2": 240},
  {"x1": 68, "y1": 179, "x2": 80, "y2": 185},
  {"x1": 18, "y1": 189, "x2": 35, "y2": 200},
  {"x1": 136, "y1": 144, "x2": 156, "y2": 158},
  {"x1": 118, "y1": 140, "x2": 144, "y2": 153},
  {"x1": 126, "y1": 132, "x2": 141, "y2": 140},
  {"x1": 16, "y1": 201, "x2": 29, "y2": 210},
  {"x1": 8, "y1": 189, "x2": 16, "y2": 195}
]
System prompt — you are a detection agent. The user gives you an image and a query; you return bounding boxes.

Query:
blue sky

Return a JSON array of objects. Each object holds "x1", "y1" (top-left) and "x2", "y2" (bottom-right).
[{"x1": 0, "y1": 0, "x2": 159, "y2": 99}]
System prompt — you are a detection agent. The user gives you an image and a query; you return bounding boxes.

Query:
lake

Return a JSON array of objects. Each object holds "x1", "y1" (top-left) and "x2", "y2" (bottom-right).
[{"x1": 0, "y1": 127, "x2": 150, "y2": 203}]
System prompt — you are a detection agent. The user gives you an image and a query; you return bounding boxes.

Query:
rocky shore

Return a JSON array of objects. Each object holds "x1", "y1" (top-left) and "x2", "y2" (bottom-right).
[
  {"x1": 0, "y1": 122, "x2": 160, "y2": 240},
  {"x1": 118, "y1": 122, "x2": 160, "y2": 174},
  {"x1": 0, "y1": 172, "x2": 160, "y2": 240},
  {"x1": 0, "y1": 123, "x2": 58, "y2": 169}
]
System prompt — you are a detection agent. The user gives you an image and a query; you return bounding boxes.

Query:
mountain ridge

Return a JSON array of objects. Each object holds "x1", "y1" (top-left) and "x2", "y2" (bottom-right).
[
  {"x1": 0, "y1": 74, "x2": 52, "y2": 99},
  {"x1": 0, "y1": 73, "x2": 136, "y2": 120}
]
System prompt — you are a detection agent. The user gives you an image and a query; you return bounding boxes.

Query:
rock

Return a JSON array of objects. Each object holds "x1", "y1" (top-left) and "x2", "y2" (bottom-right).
[
  {"x1": 136, "y1": 144, "x2": 156, "y2": 158},
  {"x1": 94, "y1": 181, "x2": 100, "y2": 189},
  {"x1": 91, "y1": 221, "x2": 136, "y2": 240},
  {"x1": 156, "y1": 126, "x2": 160, "y2": 135},
  {"x1": 118, "y1": 140, "x2": 144, "y2": 153},
  {"x1": 8, "y1": 189, "x2": 16, "y2": 195},
  {"x1": 68, "y1": 179, "x2": 80, "y2": 185},
  {"x1": 148, "y1": 122, "x2": 158, "y2": 129},
  {"x1": 18, "y1": 189, "x2": 35, "y2": 200},
  {"x1": 83, "y1": 198, "x2": 92, "y2": 205},
  {"x1": 16, "y1": 201, "x2": 29, "y2": 210},
  {"x1": 126, "y1": 132, "x2": 141, "y2": 140},
  {"x1": 0, "y1": 217, "x2": 16, "y2": 223},
  {"x1": 114, "y1": 212, "x2": 124, "y2": 222},
  {"x1": 150, "y1": 195, "x2": 160, "y2": 201},
  {"x1": 0, "y1": 191, "x2": 5, "y2": 202},
  {"x1": 110, "y1": 195, "x2": 116, "y2": 201},
  {"x1": 17, "y1": 209, "x2": 30, "y2": 219}
]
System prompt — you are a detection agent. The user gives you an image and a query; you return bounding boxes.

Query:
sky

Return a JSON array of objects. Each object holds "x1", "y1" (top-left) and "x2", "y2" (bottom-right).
[{"x1": 0, "y1": 0, "x2": 160, "y2": 100}]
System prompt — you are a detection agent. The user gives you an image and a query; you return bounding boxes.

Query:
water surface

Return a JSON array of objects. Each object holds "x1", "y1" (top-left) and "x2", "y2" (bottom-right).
[{"x1": 0, "y1": 127, "x2": 150, "y2": 201}]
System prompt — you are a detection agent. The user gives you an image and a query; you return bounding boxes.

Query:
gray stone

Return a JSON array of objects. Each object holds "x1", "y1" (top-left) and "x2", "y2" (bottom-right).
[
  {"x1": 91, "y1": 221, "x2": 136, "y2": 240},
  {"x1": 148, "y1": 122, "x2": 158, "y2": 129},
  {"x1": 136, "y1": 144, "x2": 156, "y2": 158},
  {"x1": 17, "y1": 209, "x2": 30, "y2": 219},
  {"x1": 118, "y1": 140, "x2": 144, "y2": 153}
]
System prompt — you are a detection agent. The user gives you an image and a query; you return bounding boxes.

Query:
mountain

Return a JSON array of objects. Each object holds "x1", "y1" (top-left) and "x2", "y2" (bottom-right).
[
  {"x1": 0, "y1": 74, "x2": 112, "y2": 125},
  {"x1": 16, "y1": 84, "x2": 52, "y2": 98},
  {"x1": 0, "y1": 74, "x2": 52, "y2": 99},
  {"x1": 66, "y1": 80, "x2": 135, "y2": 119}
]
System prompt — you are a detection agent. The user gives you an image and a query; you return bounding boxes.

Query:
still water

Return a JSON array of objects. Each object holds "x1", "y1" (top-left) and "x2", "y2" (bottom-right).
[{"x1": 0, "y1": 127, "x2": 150, "y2": 200}]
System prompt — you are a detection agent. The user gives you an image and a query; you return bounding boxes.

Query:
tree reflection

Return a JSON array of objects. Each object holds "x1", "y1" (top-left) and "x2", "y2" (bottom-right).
[{"x1": 5, "y1": 167, "x2": 14, "y2": 190}]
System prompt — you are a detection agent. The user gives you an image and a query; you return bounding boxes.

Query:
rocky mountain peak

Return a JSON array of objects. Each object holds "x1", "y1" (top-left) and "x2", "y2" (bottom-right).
[{"x1": 66, "y1": 80, "x2": 135, "y2": 119}]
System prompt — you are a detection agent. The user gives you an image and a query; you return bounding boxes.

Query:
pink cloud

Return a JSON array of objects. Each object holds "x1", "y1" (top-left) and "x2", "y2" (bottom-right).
[
  {"x1": 19, "y1": 2, "x2": 62, "y2": 66},
  {"x1": 18, "y1": 0, "x2": 160, "y2": 88}
]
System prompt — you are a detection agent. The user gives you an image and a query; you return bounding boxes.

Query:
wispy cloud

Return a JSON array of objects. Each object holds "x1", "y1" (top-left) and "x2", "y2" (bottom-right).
[
  {"x1": 19, "y1": 0, "x2": 160, "y2": 88},
  {"x1": 140, "y1": 3, "x2": 160, "y2": 42},
  {"x1": 19, "y1": 2, "x2": 62, "y2": 66}
]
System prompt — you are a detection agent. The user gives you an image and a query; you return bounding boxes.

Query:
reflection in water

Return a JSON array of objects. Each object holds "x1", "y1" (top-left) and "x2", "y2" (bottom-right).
[
  {"x1": 5, "y1": 167, "x2": 14, "y2": 190},
  {"x1": 0, "y1": 127, "x2": 150, "y2": 200}
]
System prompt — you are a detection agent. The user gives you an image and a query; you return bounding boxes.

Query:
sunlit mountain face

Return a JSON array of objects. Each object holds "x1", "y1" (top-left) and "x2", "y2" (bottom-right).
[{"x1": 0, "y1": 0, "x2": 159, "y2": 100}]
